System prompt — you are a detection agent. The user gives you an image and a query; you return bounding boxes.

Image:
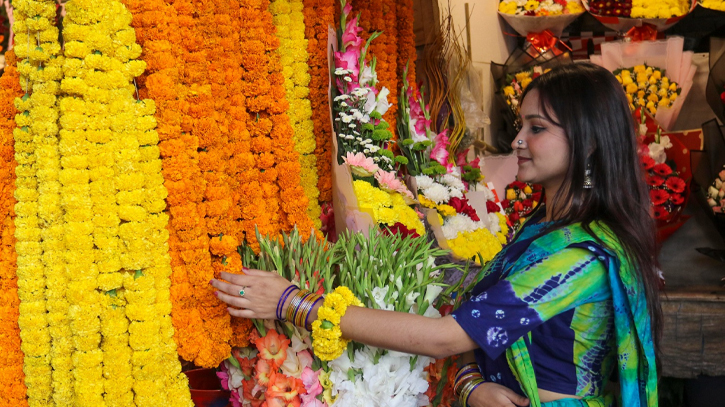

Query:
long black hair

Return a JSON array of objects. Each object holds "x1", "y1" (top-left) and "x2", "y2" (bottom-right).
[{"x1": 520, "y1": 62, "x2": 662, "y2": 356}]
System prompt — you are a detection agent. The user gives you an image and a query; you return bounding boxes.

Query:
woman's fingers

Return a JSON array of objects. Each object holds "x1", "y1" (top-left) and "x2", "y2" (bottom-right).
[
  {"x1": 210, "y1": 278, "x2": 245, "y2": 298},
  {"x1": 215, "y1": 290, "x2": 249, "y2": 310},
  {"x1": 227, "y1": 307, "x2": 257, "y2": 319}
]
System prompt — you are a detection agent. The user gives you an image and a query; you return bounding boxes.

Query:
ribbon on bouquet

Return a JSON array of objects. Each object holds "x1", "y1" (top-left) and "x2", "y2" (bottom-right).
[
  {"x1": 624, "y1": 23, "x2": 658, "y2": 42},
  {"x1": 524, "y1": 30, "x2": 572, "y2": 56}
]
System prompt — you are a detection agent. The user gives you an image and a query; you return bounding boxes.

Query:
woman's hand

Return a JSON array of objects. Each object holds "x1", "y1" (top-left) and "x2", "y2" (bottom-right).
[
  {"x1": 210, "y1": 269, "x2": 294, "y2": 320},
  {"x1": 467, "y1": 382, "x2": 530, "y2": 407}
]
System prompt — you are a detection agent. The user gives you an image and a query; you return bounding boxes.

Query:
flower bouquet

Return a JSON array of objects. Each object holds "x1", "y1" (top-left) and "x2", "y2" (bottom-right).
[
  {"x1": 706, "y1": 37, "x2": 725, "y2": 125},
  {"x1": 615, "y1": 64, "x2": 681, "y2": 116},
  {"x1": 329, "y1": 1, "x2": 421, "y2": 239},
  {"x1": 498, "y1": 0, "x2": 586, "y2": 37},
  {"x1": 582, "y1": 0, "x2": 695, "y2": 32},
  {"x1": 640, "y1": 130, "x2": 689, "y2": 224},
  {"x1": 491, "y1": 47, "x2": 572, "y2": 151},
  {"x1": 397, "y1": 73, "x2": 508, "y2": 264},
  {"x1": 221, "y1": 228, "x2": 475, "y2": 406},
  {"x1": 695, "y1": 120, "x2": 725, "y2": 240},
  {"x1": 500, "y1": 181, "x2": 543, "y2": 232},
  {"x1": 591, "y1": 36, "x2": 696, "y2": 130},
  {"x1": 699, "y1": 0, "x2": 725, "y2": 11}
]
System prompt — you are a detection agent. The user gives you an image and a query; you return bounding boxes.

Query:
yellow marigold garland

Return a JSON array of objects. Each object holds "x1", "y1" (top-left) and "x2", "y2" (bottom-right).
[
  {"x1": 0, "y1": 50, "x2": 29, "y2": 407},
  {"x1": 13, "y1": 0, "x2": 63, "y2": 403},
  {"x1": 311, "y1": 286, "x2": 363, "y2": 361},
  {"x1": 270, "y1": 0, "x2": 322, "y2": 229},
  {"x1": 448, "y1": 228, "x2": 502, "y2": 265},
  {"x1": 303, "y1": 0, "x2": 335, "y2": 204}
]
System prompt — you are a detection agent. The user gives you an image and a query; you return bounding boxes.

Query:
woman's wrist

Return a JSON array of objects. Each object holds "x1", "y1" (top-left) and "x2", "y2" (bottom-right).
[{"x1": 277, "y1": 285, "x2": 299, "y2": 321}]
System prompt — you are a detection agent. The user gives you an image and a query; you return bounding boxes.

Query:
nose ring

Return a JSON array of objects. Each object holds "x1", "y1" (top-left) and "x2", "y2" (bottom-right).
[{"x1": 517, "y1": 140, "x2": 523, "y2": 145}]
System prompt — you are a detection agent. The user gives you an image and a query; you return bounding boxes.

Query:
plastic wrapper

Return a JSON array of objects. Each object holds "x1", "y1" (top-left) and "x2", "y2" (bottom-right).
[
  {"x1": 705, "y1": 37, "x2": 725, "y2": 125},
  {"x1": 491, "y1": 48, "x2": 572, "y2": 152},
  {"x1": 582, "y1": 0, "x2": 695, "y2": 32},
  {"x1": 695, "y1": 120, "x2": 725, "y2": 240},
  {"x1": 590, "y1": 36, "x2": 696, "y2": 131},
  {"x1": 499, "y1": 11, "x2": 585, "y2": 37}
]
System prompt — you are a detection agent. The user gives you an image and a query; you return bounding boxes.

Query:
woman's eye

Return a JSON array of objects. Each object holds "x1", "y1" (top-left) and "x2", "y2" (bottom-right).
[{"x1": 531, "y1": 125, "x2": 545, "y2": 134}]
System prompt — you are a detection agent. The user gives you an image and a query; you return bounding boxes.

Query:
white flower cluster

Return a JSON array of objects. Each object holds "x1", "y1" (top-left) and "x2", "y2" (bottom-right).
[
  {"x1": 414, "y1": 175, "x2": 464, "y2": 205},
  {"x1": 510, "y1": 0, "x2": 564, "y2": 15},
  {"x1": 327, "y1": 288, "x2": 441, "y2": 407},
  {"x1": 648, "y1": 135, "x2": 672, "y2": 165},
  {"x1": 441, "y1": 213, "x2": 488, "y2": 240}
]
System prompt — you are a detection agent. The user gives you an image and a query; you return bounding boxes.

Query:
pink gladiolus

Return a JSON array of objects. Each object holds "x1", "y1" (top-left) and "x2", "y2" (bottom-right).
[
  {"x1": 301, "y1": 367, "x2": 323, "y2": 398},
  {"x1": 430, "y1": 130, "x2": 450, "y2": 166},
  {"x1": 456, "y1": 151, "x2": 468, "y2": 166},
  {"x1": 343, "y1": 152, "x2": 379, "y2": 177},
  {"x1": 230, "y1": 390, "x2": 241, "y2": 407},
  {"x1": 216, "y1": 370, "x2": 230, "y2": 391},
  {"x1": 470, "y1": 157, "x2": 481, "y2": 170},
  {"x1": 342, "y1": 16, "x2": 365, "y2": 52},
  {"x1": 342, "y1": 2, "x2": 353, "y2": 17},
  {"x1": 334, "y1": 49, "x2": 360, "y2": 79}
]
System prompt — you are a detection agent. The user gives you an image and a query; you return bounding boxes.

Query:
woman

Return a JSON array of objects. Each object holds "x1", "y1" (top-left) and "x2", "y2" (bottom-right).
[{"x1": 211, "y1": 63, "x2": 661, "y2": 407}]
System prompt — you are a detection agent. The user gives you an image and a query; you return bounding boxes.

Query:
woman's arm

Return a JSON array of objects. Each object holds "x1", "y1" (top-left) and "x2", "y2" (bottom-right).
[{"x1": 211, "y1": 269, "x2": 479, "y2": 359}]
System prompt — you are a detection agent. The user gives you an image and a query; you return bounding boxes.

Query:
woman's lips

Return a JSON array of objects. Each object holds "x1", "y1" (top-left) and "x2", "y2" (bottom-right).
[{"x1": 517, "y1": 157, "x2": 531, "y2": 164}]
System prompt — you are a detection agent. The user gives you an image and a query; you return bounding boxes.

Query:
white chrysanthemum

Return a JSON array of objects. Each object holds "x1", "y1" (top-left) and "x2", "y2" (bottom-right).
[
  {"x1": 421, "y1": 183, "x2": 450, "y2": 205},
  {"x1": 441, "y1": 214, "x2": 486, "y2": 240},
  {"x1": 488, "y1": 213, "x2": 501, "y2": 234},
  {"x1": 441, "y1": 174, "x2": 466, "y2": 192},
  {"x1": 414, "y1": 175, "x2": 434, "y2": 189},
  {"x1": 448, "y1": 186, "x2": 464, "y2": 199}
]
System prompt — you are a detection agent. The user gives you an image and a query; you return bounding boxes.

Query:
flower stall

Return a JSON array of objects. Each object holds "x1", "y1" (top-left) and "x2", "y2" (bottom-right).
[{"x1": 0, "y1": 0, "x2": 724, "y2": 406}]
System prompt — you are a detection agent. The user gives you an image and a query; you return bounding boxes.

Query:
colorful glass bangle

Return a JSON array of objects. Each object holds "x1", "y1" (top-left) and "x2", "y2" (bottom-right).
[
  {"x1": 304, "y1": 295, "x2": 324, "y2": 330},
  {"x1": 276, "y1": 284, "x2": 299, "y2": 321},
  {"x1": 294, "y1": 292, "x2": 321, "y2": 329},
  {"x1": 460, "y1": 378, "x2": 486, "y2": 406},
  {"x1": 286, "y1": 289, "x2": 309, "y2": 323}
]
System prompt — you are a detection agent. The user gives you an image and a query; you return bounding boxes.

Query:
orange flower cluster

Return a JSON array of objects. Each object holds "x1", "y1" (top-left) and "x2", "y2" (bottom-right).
[
  {"x1": 236, "y1": 0, "x2": 315, "y2": 247},
  {"x1": 424, "y1": 357, "x2": 458, "y2": 407},
  {"x1": 354, "y1": 0, "x2": 400, "y2": 139},
  {"x1": 0, "y1": 50, "x2": 29, "y2": 407},
  {"x1": 303, "y1": 0, "x2": 335, "y2": 203},
  {"x1": 125, "y1": 0, "x2": 314, "y2": 368},
  {"x1": 396, "y1": 0, "x2": 417, "y2": 86},
  {"x1": 123, "y1": 0, "x2": 246, "y2": 368}
]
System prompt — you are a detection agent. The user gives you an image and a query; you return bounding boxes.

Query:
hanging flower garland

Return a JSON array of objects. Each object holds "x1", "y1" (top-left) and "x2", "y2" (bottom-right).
[
  {"x1": 13, "y1": 0, "x2": 62, "y2": 403},
  {"x1": 270, "y1": 0, "x2": 322, "y2": 229},
  {"x1": 302, "y1": 0, "x2": 335, "y2": 204},
  {"x1": 0, "y1": 50, "x2": 28, "y2": 407},
  {"x1": 237, "y1": 0, "x2": 315, "y2": 247},
  {"x1": 396, "y1": 0, "x2": 416, "y2": 86},
  {"x1": 122, "y1": 0, "x2": 241, "y2": 369},
  {"x1": 355, "y1": 0, "x2": 399, "y2": 139}
]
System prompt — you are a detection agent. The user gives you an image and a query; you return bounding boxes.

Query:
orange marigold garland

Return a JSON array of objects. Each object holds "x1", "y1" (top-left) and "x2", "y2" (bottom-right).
[
  {"x1": 396, "y1": 0, "x2": 416, "y2": 86},
  {"x1": 0, "y1": 50, "x2": 29, "y2": 407},
  {"x1": 123, "y1": 0, "x2": 238, "y2": 368},
  {"x1": 355, "y1": 0, "x2": 399, "y2": 139},
  {"x1": 302, "y1": 0, "x2": 334, "y2": 204}
]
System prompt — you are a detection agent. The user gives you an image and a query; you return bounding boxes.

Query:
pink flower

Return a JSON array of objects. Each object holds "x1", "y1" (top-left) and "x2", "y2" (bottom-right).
[
  {"x1": 343, "y1": 152, "x2": 379, "y2": 177},
  {"x1": 301, "y1": 367, "x2": 323, "y2": 398},
  {"x1": 375, "y1": 170, "x2": 416, "y2": 202},
  {"x1": 334, "y1": 49, "x2": 360, "y2": 89},
  {"x1": 216, "y1": 370, "x2": 230, "y2": 391},
  {"x1": 230, "y1": 390, "x2": 241, "y2": 407},
  {"x1": 430, "y1": 130, "x2": 450, "y2": 167},
  {"x1": 342, "y1": 2, "x2": 353, "y2": 17},
  {"x1": 342, "y1": 16, "x2": 364, "y2": 52},
  {"x1": 470, "y1": 157, "x2": 482, "y2": 170},
  {"x1": 456, "y1": 151, "x2": 468, "y2": 166}
]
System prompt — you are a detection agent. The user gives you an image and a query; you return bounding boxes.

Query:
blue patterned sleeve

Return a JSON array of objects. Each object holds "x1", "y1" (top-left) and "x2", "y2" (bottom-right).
[{"x1": 451, "y1": 246, "x2": 610, "y2": 359}]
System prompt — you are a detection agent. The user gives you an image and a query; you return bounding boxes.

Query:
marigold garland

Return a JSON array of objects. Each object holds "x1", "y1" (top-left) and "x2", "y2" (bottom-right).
[
  {"x1": 302, "y1": 0, "x2": 335, "y2": 204},
  {"x1": 396, "y1": 0, "x2": 417, "y2": 86},
  {"x1": 0, "y1": 50, "x2": 29, "y2": 407},
  {"x1": 13, "y1": 0, "x2": 63, "y2": 403},
  {"x1": 270, "y1": 0, "x2": 322, "y2": 229},
  {"x1": 354, "y1": 0, "x2": 399, "y2": 139}
]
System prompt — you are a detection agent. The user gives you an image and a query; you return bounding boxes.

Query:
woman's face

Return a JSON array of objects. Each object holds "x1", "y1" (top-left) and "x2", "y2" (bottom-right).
[{"x1": 511, "y1": 89, "x2": 570, "y2": 194}]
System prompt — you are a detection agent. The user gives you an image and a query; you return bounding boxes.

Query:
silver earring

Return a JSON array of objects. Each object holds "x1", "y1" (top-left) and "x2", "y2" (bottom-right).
[{"x1": 583, "y1": 163, "x2": 593, "y2": 189}]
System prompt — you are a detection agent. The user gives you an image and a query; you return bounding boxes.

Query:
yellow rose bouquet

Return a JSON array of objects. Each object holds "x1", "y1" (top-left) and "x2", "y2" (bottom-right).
[{"x1": 591, "y1": 36, "x2": 696, "y2": 130}]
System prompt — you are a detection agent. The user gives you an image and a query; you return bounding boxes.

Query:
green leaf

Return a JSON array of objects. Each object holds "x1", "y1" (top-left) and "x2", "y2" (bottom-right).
[{"x1": 134, "y1": 270, "x2": 144, "y2": 280}]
